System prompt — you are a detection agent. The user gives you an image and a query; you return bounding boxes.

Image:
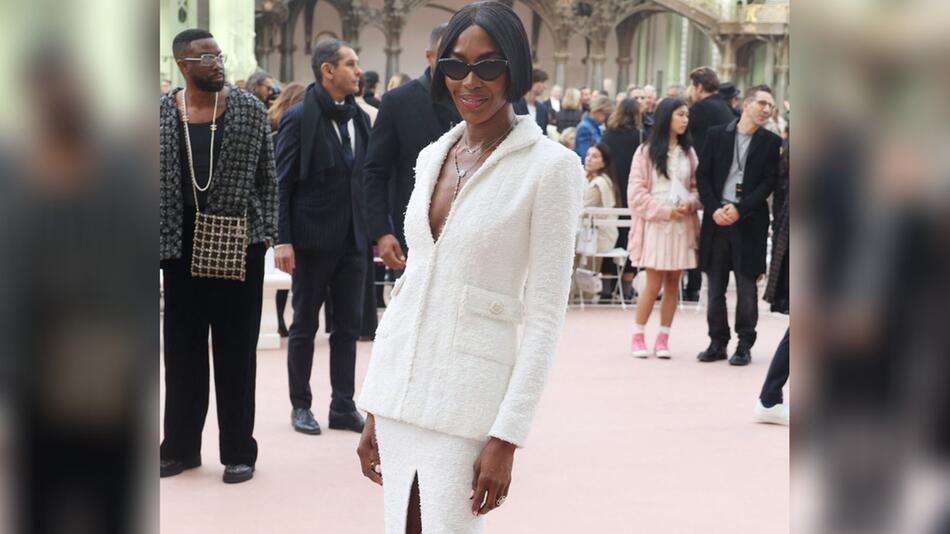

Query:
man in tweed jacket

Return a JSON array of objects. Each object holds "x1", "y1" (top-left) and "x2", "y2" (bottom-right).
[{"x1": 159, "y1": 29, "x2": 276, "y2": 484}]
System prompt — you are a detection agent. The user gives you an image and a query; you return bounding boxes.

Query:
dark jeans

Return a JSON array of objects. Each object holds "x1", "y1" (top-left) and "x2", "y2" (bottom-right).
[
  {"x1": 287, "y1": 247, "x2": 365, "y2": 412},
  {"x1": 760, "y1": 328, "x2": 790, "y2": 406},
  {"x1": 706, "y1": 225, "x2": 759, "y2": 348},
  {"x1": 161, "y1": 220, "x2": 263, "y2": 466}
]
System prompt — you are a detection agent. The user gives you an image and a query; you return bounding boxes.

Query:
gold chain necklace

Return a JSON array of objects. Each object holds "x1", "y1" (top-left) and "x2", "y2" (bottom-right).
[{"x1": 178, "y1": 88, "x2": 220, "y2": 207}]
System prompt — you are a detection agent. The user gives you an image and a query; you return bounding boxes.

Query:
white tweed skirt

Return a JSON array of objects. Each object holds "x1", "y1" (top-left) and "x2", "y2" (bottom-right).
[{"x1": 375, "y1": 416, "x2": 489, "y2": 534}]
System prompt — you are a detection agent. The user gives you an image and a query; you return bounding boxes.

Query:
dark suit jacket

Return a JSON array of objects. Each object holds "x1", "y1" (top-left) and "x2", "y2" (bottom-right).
[
  {"x1": 689, "y1": 94, "x2": 736, "y2": 158},
  {"x1": 363, "y1": 70, "x2": 460, "y2": 250},
  {"x1": 275, "y1": 91, "x2": 371, "y2": 252},
  {"x1": 697, "y1": 120, "x2": 781, "y2": 277},
  {"x1": 513, "y1": 98, "x2": 549, "y2": 132},
  {"x1": 601, "y1": 126, "x2": 644, "y2": 207},
  {"x1": 542, "y1": 99, "x2": 558, "y2": 125}
]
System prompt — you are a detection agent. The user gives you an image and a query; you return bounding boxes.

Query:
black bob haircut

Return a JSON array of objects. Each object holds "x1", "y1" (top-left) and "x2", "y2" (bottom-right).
[
  {"x1": 173, "y1": 28, "x2": 214, "y2": 59},
  {"x1": 431, "y1": 1, "x2": 532, "y2": 104}
]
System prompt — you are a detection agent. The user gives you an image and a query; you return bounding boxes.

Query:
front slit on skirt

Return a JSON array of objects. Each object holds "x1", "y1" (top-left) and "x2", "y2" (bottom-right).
[{"x1": 374, "y1": 416, "x2": 488, "y2": 534}]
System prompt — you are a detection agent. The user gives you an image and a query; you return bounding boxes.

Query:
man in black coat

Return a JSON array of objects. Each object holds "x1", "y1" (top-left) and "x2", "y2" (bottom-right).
[
  {"x1": 363, "y1": 23, "x2": 460, "y2": 270},
  {"x1": 513, "y1": 68, "x2": 550, "y2": 133},
  {"x1": 696, "y1": 84, "x2": 781, "y2": 366},
  {"x1": 274, "y1": 39, "x2": 371, "y2": 435},
  {"x1": 683, "y1": 66, "x2": 737, "y2": 302}
]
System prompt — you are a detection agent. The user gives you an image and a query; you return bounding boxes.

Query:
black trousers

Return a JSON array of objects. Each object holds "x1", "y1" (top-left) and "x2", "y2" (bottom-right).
[
  {"x1": 287, "y1": 246, "x2": 365, "y2": 412},
  {"x1": 683, "y1": 267, "x2": 702, "y2": 293},
  {"x1": 161, "y1": 222, "x2": 264, "y2": 467},
  {"x1": 760, "y1": 328, "x2": 790, "y2": 406},
  {"x1": 705, "y1": 225, "x2": 759, "y2": 348},
  {"x1": 360, "y1": 248, "x2": 379, "y2": 337}
]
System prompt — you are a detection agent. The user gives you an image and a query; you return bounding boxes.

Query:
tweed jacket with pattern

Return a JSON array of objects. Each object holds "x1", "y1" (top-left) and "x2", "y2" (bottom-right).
[{"x1": 160, "y1": 85, "x2": 277, "y2": 261}]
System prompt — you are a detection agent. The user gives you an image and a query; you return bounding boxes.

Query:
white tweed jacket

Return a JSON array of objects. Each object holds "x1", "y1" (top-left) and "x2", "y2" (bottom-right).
[{"x1": 357, "y1": 115, "x2": 585, "y2": 447}]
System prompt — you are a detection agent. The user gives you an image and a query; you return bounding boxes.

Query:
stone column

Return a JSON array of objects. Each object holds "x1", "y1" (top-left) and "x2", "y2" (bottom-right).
[
  {"x1": 381, "y1": 7, "x2": 406, "y2": 82},
  {"x1": 210, "y1": 0, "x2": 258, "y2": 82},
  {"x1": 773, "y1": 37, "x2": 789, "y2": 107},
  {"x1": 280, "y1": 20, "x2": 295, "y2": 82},
  {"x1": 717, "y1": 36, "x2": 737, "y2": 82},
  {"x1": 552, "y1": 29, "x2": 571, "y2": 89},
  {"x1": 614, "y1": 17, "x2": 636, "y2": 92},
  {"x1": 615, "y1": 57, "x2": 632, "y2": 92},
  {"x1": 589, "y1": 36, "x2": 607, "y2": 92}
]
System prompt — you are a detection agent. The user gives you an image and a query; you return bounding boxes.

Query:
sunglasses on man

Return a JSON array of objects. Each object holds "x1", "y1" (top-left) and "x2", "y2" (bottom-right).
[{"x1": 438, "y1": 57, "x2": 509, "y2": 81}]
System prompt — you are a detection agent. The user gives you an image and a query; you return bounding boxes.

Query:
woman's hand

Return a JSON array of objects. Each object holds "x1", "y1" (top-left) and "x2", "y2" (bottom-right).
[
  {"x1": 471, "y1": 437, "x2": 515, "y2": 516},
  {"x1": 669, "y1": 204, "x2": 689, "y2": 220},
  {"x1": 356, "y1": 413, "x2": 383, "y2": 485}
]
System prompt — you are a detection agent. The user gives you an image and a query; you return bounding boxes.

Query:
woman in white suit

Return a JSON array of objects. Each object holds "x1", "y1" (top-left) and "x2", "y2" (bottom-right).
[{"x1": 355, "y1": 2, "x2": 584, "y2": 533}]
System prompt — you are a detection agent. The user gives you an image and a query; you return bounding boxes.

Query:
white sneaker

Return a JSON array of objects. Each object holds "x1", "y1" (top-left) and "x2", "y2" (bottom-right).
[{"x1": 753, "y1": 400, "x2": 789, "y2": 426}]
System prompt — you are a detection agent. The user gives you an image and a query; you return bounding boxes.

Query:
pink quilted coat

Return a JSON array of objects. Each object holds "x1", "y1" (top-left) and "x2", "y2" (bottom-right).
[{"x1": 626, "y1": 144, "x2": 702, "y2": 265}]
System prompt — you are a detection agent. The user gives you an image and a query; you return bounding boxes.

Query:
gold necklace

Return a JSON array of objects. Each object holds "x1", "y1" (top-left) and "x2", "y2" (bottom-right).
[{"x1": 179, "y1": 88, "x2": 220, "y2": 204}]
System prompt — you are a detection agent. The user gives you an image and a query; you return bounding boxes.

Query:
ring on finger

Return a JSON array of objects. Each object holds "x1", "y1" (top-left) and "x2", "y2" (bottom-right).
[{"x1": 495, "y1": 495, "x2": 506, "y2": 507}]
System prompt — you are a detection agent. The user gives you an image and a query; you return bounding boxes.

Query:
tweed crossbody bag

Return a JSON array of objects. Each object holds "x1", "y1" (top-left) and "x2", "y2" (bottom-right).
[{"x1": 180, "y1": 89, "x2": 248, "y2": 281}]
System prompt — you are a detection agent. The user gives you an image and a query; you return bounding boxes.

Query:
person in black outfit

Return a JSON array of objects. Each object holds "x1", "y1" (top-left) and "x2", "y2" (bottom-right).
[
  {"x1": 159, "y1": 29, "x2": 277, "y2": 484},
  {"x1": 696, "y1": 84, "x2": 781, "y2": 366},
  {"x1": 755, "y1": 146, "x2": 790, "y2": 424},
  {"x1": 601, "y1": 97, "x2": 645, "y2": 301},
  {"x1": 718, "y1": 82, "x2": 742, "y2": 119},
  {"x1": 683, "y1": 66, "x2": 736, "y2": 302},
  {"x1": 363, "y1": 22, "x2": 460, "y2": 271},
  {"x1": 513, "y1": 68, "x2": 550, "y2": 133},
  {"x1": 363, "y1": 70, "x2": 381, "y2": 108},
  {"x1": 274, "y1": 39, "x2": 371, "y2": 435}
]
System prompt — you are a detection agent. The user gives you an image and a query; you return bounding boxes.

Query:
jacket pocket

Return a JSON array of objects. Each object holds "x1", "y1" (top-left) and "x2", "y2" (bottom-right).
[
  {"x1": 375, "y1": 275, "x2": 408, "y2": 339},
  {"x1": 453, "y1": 285, "x2": 524, "y2": 366}
]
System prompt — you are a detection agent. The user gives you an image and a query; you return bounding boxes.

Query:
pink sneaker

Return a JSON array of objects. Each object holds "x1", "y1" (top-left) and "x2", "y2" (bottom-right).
[
  {"x1": 631, "y1": 333, "x2": 651, "y2": 358},
  {"x1": 654, "y1": 332, "x2": 671, "y2": 359}
]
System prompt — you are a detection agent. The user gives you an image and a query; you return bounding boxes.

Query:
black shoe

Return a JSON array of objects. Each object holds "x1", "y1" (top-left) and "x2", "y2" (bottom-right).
[
  {"x1": 278, "y1": 324, "x2": 289, "y2": 337},
  {"x1": 683, "y1": 290, "x2": 700, "y2": 303},
  {"x1": 729, "y1": 345, "x2": 752, "y2": 366},
  {"x1": 328, "y1": 409, "x2": 365, "y2": 432},
  {"x1": 160, "y1": 457, "x2": 201, "y2": 478},
  {"x1": 223, "y1": 464, "x2": 254, "y2": 484},
  {"x1": 697, "y1": 343, "x2": 728, "y2": 362},
  {"x1": 291, "y1": 408, "x2": 322, "y2": 435}
]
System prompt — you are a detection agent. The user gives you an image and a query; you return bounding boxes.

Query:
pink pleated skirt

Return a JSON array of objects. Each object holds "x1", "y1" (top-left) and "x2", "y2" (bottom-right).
[{"x1": 637, "y1": 218, "x2": 697, "y2": 271}]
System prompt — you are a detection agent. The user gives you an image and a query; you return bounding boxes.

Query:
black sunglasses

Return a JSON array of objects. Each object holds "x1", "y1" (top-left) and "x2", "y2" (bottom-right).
[{"x1": 438, "y1": 58, "x2": 509, "y2": 81}]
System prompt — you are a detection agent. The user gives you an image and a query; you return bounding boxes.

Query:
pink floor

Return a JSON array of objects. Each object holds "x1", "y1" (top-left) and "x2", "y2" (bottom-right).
[{"x1": 160, "y1": 305, "x2": 789, "y2": 534}]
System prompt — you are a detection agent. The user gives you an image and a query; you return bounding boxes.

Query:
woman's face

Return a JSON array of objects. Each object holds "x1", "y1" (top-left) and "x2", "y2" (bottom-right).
[
  {"x1": 584, "y1": 147, "x2": 604, "y2": 174},
  {"x1": 443, "y1": 25, "x2": 509, "y2": 126},
  {"x1": 670, "y1": 105, "x2": 689, "y2": 136}
]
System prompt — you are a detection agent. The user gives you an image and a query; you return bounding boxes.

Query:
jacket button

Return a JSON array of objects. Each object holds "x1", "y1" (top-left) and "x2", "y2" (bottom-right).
[{"x1": 490, "y1": 302, "x2": 504, "y2": 315}]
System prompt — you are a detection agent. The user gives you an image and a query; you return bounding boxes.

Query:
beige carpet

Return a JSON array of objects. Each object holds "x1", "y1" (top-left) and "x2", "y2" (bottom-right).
[{"x1": 160, "y1": 304, "x2": 789, "y2": 534}]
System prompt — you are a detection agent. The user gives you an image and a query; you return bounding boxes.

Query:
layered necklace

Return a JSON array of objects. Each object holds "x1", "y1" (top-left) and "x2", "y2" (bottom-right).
[
  {"x1": 451, "y1": 122, "x2": 514, "y2": 199},
  {"x1": 178, "y1": 88, "x2": 220, "y2": 205}
]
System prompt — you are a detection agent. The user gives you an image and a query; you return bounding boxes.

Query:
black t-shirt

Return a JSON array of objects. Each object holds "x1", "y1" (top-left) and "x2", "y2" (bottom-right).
[{"x1": 178, "y1": 108, "x2": 227, "y2": 211}]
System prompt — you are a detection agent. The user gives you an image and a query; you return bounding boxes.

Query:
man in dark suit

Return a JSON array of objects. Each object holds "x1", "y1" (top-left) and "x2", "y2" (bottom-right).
[
  {"x1": 683, "y1": 66, "x2": 737, "y2": 302},
  {"x1": 696, "y1": 84, "x2": 781, "y2": 366},
  {"x1": 274, "y1": 38, "x2": 371, "y2": 435},
  {"x1": 364, "y1": 23, "x2": 460, "y2": 270},
  {"x1": 513, "y1": 68, "x2": 550, "y2": 133}
]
